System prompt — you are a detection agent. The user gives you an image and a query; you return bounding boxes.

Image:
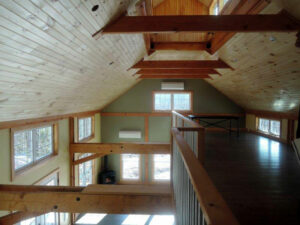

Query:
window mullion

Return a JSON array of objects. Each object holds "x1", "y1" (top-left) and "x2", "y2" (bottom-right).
[{"x1": 32, "y1": 129, "x2": 36, "y2": 162}]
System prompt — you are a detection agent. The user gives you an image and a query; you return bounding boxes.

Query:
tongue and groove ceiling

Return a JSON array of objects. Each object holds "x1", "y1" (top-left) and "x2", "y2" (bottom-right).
[{"x1": 0, "y1": 0, "x2": 299, "y2": 122}]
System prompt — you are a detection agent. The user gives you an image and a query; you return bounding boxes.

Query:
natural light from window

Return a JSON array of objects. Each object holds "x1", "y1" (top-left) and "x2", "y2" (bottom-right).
[
  {"x1": 153, "y1": 154, "x2": 171, "y2": 180},
  {"x1": 75, "y1": 213, "x2": 107, "y2": 224},
  {"x1": 149, "y1": 215, "x2": 175, "y2": 225},
  {"x1": 258, "y1": 118, "x2": 280, "y2": 137},
  {"x1": 121, "y1": 154, "x2": 140, "y2": 180},
  {"x1": 154, "y1": 92, "x2": 192, "y2": 112},
  {"x1": 78, "y1": 117, "x2": 92, "y2": 141},
  {"x1": 14, "y1": 125, "x2": 53, "y2": 170},
  {"x1": 79, "y1": 153, "x2": 93, "y2": 186},
  {"x1": 122, "y1": 215, "x2": 150, "y2": 225}
]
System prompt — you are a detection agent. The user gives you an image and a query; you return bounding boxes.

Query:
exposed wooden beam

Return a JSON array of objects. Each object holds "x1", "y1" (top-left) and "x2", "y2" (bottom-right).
[
  {"x1": 131, "y1": 59, "x2": 232, "y2": 69},
  {"x1": 70, "y1": 143, "x2": 171, "y2": 154},
  {"x1": 210, "y1": 0, "x2": 271, "y2": 54},
  {"x1": 139, "y1": 75, "x2": 212, "y2": 79},
  {"x1": 151, "y1": 42, "x2": 208, "y2": 51},
  {"x1": 0, "y1": 185, "x2": 173, "y2": 214},
  {"x1": 0, "y1": 212, "x2": 42, "y2": 225},
  {"x1": 136, "y1": 68, "x2": 221, "y2": 75},
  {"x1": 73, "y1": 153, "x2": 105, "y2": 166},
  {"x1": 92, "y1": 12, "x2": 300, "y2": 38}
]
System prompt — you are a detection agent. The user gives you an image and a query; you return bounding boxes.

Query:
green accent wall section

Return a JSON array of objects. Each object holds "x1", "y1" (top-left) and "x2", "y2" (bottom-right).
[
  {"x1": 101, "y1": 79, "x2": 244, "y2": 183},
  {"x1": 103, "y1": 79, "x2": 244, "y2": 113}
]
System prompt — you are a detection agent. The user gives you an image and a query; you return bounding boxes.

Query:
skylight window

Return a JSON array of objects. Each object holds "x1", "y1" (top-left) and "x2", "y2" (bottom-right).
[
  {"x1": 75, "y1": 213, "x2": 107, "y2": 224},
  {"x1": 122, "y1": 215, "x2": 150, "y2": 225},
  {"x1": 149, "y1": 215, "x2": 175, "y2": 225}
]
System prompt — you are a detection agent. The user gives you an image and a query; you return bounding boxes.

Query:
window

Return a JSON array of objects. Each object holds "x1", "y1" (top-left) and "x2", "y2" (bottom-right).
[
  {"x1": 153, "y1": 91, "x2": 192, "y2": 112},
  {"x1": 152, "y1": 154, "x2": 171, "y2": 181},
  {"x1": 78, "y1": 116, "x2": 94, "y2": 142},
  {"x1": 258, "y1": 118, "x2": 281, "y2": 137},
  {"x1": 11, "y1": 123, "x2": 58, "y2": 179},
  {"x1": 213, "y1": 3, "x2": 219, "y2": 15},
  {"x1": 16, "y1": 169, "x2": 61, "y2": 225},
  {"x1": 121, "y1": 154, "x2": 141, "y2": 181},
  {"x1": 78, "y1": 153, "x2": 94, "y2": 186}
]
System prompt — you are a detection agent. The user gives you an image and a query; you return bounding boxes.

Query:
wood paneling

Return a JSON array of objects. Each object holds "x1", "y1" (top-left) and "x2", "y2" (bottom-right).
[
  {"x1": 0, "y1": 0, "x2": 145, "y2": 122},
  {"x1": 152, "y1": 0, "x2": 209, "y2": 43}
]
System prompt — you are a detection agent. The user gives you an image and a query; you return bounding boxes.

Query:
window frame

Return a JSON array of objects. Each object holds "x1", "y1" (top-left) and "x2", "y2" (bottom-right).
[
  {"x1": 10, "y1": 122, "x2": 58, "y2": 181},
  {"x1": 77, "y1": 115, "x2": 95, "y2": 143},
  {"x1": 257, "y1": 117, "x2": 281, "y2": 138},
  {"x1": 151, "y1": 154, "x2": 171, "y2": 184},
  {"x1": 77, "y1": 153, "x2": 96, "y2": 186},
  {"x1": 152, "y1": 91, "x2": 193, "y2": 113},
  {"x1": 120, "y1": 154, "x2": 142, "y2": 184}
]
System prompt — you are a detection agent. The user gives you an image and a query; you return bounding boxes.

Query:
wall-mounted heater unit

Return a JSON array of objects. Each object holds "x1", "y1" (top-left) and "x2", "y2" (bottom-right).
[
  {"x1": 119, "y1": 130, "x2": 142, "y2": 139},
  {"x1": 161, "y1": 82, "x2": 184, "y2": 90}
]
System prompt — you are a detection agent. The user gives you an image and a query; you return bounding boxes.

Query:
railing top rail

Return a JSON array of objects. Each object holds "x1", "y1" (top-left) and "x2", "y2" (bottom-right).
[
  {"x1": 172, "y1": 127, "x2": 239, "y2": 225},
  {"x1": 172, "y1": 111, "x2": 204, "y2": 129}
]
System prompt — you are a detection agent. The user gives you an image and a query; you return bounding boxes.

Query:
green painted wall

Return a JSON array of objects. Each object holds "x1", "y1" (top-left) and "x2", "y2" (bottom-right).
[
  {"x1": 103, "y1": 79, "x2": 243, "y2": 113},
  {"x1": 101, "y1": 79, "x2": 244, "y2": 182}
]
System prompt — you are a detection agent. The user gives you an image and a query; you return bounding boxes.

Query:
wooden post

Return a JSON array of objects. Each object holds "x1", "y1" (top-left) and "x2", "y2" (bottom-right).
[{"x1": 68, "y1": 117, "x2": 75, "y2": 225}]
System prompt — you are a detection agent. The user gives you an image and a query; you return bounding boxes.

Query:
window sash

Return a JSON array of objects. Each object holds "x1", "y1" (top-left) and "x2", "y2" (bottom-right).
[
  {"x1": 153, "y1": 91, "x2": 192, "y2": 112},
  {"x1": 258, "y1": 118, "x2": 280, "y2": 137},
  {"x1": 121, "y1": 154, "x2": 141, "y2": 181},
  {"x1": 78, "y1": 117, "x2": 93, "y2": 141},
  {"x1": 13, "y1": 125, "x2": 54, "y2": 171}
]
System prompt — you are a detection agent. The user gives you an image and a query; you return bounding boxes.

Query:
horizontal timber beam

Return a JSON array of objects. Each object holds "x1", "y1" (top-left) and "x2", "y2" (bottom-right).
[
  {"x1": 70, "y1": 143, "x2": 170, "y2": 154},
  {"x1": 139, "y1": 75, "x2": 212, "y2": 79},
  {"x1": 0, "y1": 184, "x2": 173, "y2": 214},
  {"x1": 151, "y1": 42, "x2": 208, "y2": 51},
  {"x1": 136, "y1": 68, "x2": 221, "y2": 75},
  {"x1": 92, "y1": 12, "x2": 300, "y2": 38},
  {"x1": 100, "y1": 112, "x2": 171, "y2": 117},
  {"x1": 131, "y1": 59, "x2": 232, "y2": 69}
]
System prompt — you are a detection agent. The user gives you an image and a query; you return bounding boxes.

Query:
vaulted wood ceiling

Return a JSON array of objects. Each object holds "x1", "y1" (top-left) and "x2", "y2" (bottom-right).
[{"x1": 0, "y1": 0, "x2": 299, "y2": 122}]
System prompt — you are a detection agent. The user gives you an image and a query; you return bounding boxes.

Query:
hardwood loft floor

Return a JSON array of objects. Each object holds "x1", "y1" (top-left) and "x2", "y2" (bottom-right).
[{"x1": 205, "y1": 132, "x2": 300, "y2": 225}]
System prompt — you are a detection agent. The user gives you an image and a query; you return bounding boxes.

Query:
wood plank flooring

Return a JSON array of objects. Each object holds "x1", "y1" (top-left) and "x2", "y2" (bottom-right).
[{"x1": 205, "y1": 132, "x2": 300, "y2": 225}]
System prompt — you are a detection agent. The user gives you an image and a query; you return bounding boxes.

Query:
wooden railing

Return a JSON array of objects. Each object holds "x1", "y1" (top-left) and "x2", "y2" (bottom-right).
[
  {"x1": 172, "y1": 111, "x2": 205, "y2": 164},
  {"x1": 171, "y1": 111, "x2": 239, "y2": 225}
]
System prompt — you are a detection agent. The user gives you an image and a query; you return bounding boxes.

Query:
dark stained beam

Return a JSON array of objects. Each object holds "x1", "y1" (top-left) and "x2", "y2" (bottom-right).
[
  {"x1": 151, "y1": 42, "x2": 208, "y2": 51},
  {"x1": 131, "y1": 59, "x2": 232, "y2": 69},
  {"x1": 139, "y1": 75, "x2": 212, "y2": 79},
  {"x1": 136, "y1": 68, "x2": 221, "y2": 75},
  {"x1": 92, "y1": 12, "x2": 300, "y2": 39}
]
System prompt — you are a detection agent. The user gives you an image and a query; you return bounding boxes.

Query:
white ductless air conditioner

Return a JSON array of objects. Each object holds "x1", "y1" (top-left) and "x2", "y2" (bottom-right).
[
  {"x1": 119, "y1": 130, "x2": 142, "y2": 139},
  {"x1": 161, "y1": 82, "x2": 184, "y2": 90}
]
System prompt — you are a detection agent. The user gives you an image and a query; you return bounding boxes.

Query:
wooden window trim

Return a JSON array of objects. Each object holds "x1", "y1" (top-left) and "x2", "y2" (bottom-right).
[
  {"x1": 10, "y1": 122, "x2": 59, "y2": 181},
  {"x1": 152, "y1": 91, "x2": 193, "y2": 113},
  {"x1": 76, "y1": 153, "x2": 96, "y2": 186},
  {"x1": 257, "y1": 117, "x2": 282, "y2": 138},
  {"x1": 77, "y1": 115, "x2": 95, "y2": 143},
  {"x1": 119, "y1": 154, "x2": 142, "y2": 184},
  {"x1": 34, "y1": 167, "x2": 60, "y2": 185},
  {"x1": 150, "y1": 154, "x2": 171, "y2": 184}
]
